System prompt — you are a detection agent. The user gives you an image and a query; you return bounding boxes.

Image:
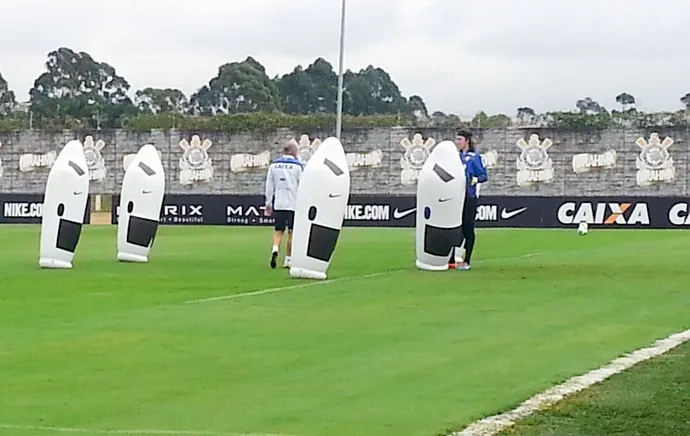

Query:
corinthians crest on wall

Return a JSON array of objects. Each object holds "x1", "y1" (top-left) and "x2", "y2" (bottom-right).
[
  {"x1": 516, "y1": 134, "x2": 554, "y2": 186},
  {"x1": 400, "y1": 133, "x2": 436, "y2": 185},
  {"x1": 635, "y1": 132, "x2": 674, "y2": 186},
  {"x1": 288, "y1": 134, "x2": 321, "y2": 163},
  {"x1": 83, "y1": 135, "x2": 107, "y2": 181},
  {"x1": 179, "y1": 135, "x2": 214, "y2": 185}
]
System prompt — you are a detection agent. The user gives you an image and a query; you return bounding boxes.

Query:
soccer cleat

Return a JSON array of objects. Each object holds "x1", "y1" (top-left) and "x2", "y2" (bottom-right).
[
  {"x1": 283, "y1": 261, "x2": 290, "y2": 268},
  {"x1": 456, "y1": 262, "x2": 471, "y2": 271},
  {"x1": 270, "y1": 251, "x2": 278, "y2": 269}
]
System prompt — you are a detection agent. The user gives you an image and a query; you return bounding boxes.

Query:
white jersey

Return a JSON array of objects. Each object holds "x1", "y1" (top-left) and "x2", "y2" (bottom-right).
[{"x1": 264, "y1": 155, "x2": 303, "y2": 211}]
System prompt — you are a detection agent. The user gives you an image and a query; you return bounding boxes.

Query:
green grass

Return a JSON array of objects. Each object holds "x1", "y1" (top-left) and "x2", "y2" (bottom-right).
[
  {"x1": 0, "y1": 226, "x2": 688, "y2": 436},
  {"x1": 501, "y1": 341, "x2": 690, "y2": 436}
]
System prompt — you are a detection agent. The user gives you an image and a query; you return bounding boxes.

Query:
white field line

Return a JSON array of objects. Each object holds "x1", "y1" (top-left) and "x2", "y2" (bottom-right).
[
  {"x1": 0, "y1": 423, "x2": 293, "y2": 436},
  {"x1": 449, "y1": 328, "x2": 690, "y2": 436},
  {"x1": 182, "y1": 252, "x2": 541, "y2": 305}
]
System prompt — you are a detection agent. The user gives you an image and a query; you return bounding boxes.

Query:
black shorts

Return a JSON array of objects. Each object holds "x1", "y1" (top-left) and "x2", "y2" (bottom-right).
[
  {"x1": 273, "y1": 210, "x2": 295, "y2": 231},
  {"x1": 463, "y1": 196, "x2": 478, "y2": 228}
]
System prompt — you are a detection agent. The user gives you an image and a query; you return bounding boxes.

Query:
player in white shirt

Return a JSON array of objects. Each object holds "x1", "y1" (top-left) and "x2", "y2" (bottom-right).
[{"x1": 264, "y1": 142, "x2": 303, "y2": 269}]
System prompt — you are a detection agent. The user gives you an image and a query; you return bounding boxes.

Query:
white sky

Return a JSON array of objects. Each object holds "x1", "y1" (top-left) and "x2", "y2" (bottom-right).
[{"x1": 1, "y1": 0, "x2": 689, "y2": 117}]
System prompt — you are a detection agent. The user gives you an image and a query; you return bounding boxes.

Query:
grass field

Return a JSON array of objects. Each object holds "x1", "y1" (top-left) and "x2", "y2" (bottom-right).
[
  {"x1": 501, "y1": 341, "x2": 689, "y2": 436},
  {"x1": 0, "y1": 225, "x2": 688, "y2": 436}
]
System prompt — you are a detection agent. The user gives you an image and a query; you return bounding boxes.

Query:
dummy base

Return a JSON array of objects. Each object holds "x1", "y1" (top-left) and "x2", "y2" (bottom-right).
[
  {"x1": 117, "y1": 252, "x2": 149, "y2": 263},
  {"x1": 415, "y1": 259, "x2": 449, "y2": 271},
  {"x1": 289, "y1": 267, "x2": 327, "y2": 280},
  {"x1": 39, "y1": 258, "x2": 73, "y2": 269}
]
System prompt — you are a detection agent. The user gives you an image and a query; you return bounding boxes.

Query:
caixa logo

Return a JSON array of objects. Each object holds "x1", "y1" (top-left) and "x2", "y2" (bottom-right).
[
  {"x1": 667, "y1": 203, "x2": 690, "y2": 225},
  {"x1": 226, "y1": 204, "x2": 274, "y2": 225},
  {"x1": 161, "y1": 204, "x2": 203, "y2": 224},
  {"x1": 557, "y1": 202, "x2": 650, "y2": 225}
]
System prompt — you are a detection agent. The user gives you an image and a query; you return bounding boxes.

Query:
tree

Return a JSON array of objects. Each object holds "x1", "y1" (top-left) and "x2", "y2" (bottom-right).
[
  {"x1": 276, "y1": 65, "x2": 314, "y2": 114},
  {"x1": 429, "y1": 111, "x2": 463, "y2": 128},
  {"x1": 471, "y1": 111, "x2": 488, "y2": 127},
  {"x1": 486, "y1": 113, "x2": 512, "y2": 128},
  {"x1": 615, "y1": 92, "x2": 635, "y2": 111},
  {"x1": 0, "y1": 72, "x2": 16, "y2": 116},
  {"x1": 135, "y1": 88, "x2": 188, "y2": 114},
  {"x1": 681, "y1": 93, "x2": 690, "y2": 110},
  {"x1": 189, "y1": 56, "x2": 281, "y2": 115},
  {"x1": 275, "y1": 58, "x2": 338, "y2": 114},
  {"x1": 342, "y1": 66, "x2": 407, "y2": 115},
  {"x1": 516, "y1": 107, "x2": 536, "y2": 125},
  {"x1": 302, "y1": 58, "x2": 338, "y2": 113},
  {"x1": 407, "y1": 95, "x2": 429, "y2": 119},
  {"x1": 576, "y1": 97, "x2": 604, "y2": 115},
  {"x1": 29, "y1": 47, "x2": 134, "y2": 127}
]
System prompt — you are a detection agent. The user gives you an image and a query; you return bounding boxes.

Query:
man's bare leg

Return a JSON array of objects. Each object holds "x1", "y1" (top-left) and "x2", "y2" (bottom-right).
[
  {"x1": 270, "y1": 230, "x2": 284, "y2": 269},
  {"x1": 283, "y1": 230, "x2": 293, "y2": 268}
]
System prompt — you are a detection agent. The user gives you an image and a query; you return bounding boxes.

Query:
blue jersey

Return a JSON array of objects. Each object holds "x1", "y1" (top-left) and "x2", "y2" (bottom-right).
[{"x1": 460, "y1": 151, "x2": 488, "y2": 198}]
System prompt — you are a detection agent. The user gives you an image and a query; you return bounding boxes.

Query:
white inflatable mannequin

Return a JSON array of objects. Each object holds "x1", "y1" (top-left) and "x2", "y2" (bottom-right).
[
  {"x1": 39, "y1": 140, "x2": 90, "y2": 269},
  {"x1": 290, "y1": 137, "x2": 350, "y2": 280},
  {"x1": 117, "y1": 144, "x2": 165, "y2": 262},
  {"x1": 415, "y1": 140, "x2": 466, "y2": 271}
]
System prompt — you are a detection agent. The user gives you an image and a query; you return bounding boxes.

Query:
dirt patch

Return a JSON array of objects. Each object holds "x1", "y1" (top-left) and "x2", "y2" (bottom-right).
[{"x1": 90, "y1": 212, "x2": 112, "y2": 225}]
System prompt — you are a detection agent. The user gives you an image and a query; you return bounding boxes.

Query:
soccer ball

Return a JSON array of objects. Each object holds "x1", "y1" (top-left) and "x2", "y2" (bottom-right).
[{"x1": 577, "y1": 221, "x2": 588, "y2": 235}]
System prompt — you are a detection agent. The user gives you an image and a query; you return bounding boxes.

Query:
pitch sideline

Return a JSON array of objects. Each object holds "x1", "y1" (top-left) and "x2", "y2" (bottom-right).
[
  {"x1": 449, "y1": 329, "x2": 690, "y2": 436},
  {"x1": 182, "y1": 252, "x2": 541, "y2": 304},
  {"x1": 0, "y1": 423, "x2": 292, "y2": 436}
]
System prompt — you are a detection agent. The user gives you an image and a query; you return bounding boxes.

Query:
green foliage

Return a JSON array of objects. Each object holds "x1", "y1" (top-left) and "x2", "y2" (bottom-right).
[
  {"x1": 545, "y1": 110, "x2": 613, "y2": 130},
  {"x1": 28, "y1": 47, "x2": 134, "y2": 130},
  {"x1": 122, "y1": 112, "x2": 406, "y2": 132},
  {"x1": 0, "y1": 115, "x2": 27, "y2": 131},
  {"x1": 0, "y1": 72, "x2": 16, "y2": 116},
  {"x1": 2, "y1": 47, "x2": 690, "y2": 133}
]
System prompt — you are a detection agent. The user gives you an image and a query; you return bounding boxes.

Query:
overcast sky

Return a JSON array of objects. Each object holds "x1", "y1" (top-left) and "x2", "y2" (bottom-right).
[{"x1": 2, "y1": 0, "x2": 689, "y2": 117}]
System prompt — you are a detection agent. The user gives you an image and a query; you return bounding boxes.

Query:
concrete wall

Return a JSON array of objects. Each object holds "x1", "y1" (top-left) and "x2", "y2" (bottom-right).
[{"x1": 0, "y1": 126, "x2": 687, "y2": 196}]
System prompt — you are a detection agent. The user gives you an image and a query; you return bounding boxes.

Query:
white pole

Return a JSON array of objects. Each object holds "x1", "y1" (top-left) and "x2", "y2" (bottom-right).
[{"x1": 335, "y1": 0, "x2": 346, "y2": 139}]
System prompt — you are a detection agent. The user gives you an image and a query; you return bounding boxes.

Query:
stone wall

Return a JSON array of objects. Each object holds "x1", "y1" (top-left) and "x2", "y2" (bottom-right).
[{"x1": 0, "y1": 126, "x2": 687, "y2": 196}]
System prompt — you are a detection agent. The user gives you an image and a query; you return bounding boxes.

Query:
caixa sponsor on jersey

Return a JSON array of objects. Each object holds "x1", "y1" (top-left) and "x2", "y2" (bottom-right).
[{"x1": 557, "y1": 201, "x2": 650, "y2": 226}]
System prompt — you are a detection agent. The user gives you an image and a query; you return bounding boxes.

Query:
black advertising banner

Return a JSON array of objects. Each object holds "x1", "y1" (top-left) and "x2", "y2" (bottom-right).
[
  {"x1": 344, "y1": 195, "x2": 543, "y2": 228},
  {"x1": 542, "y1": 197, "x2": 681, "y2": 229},
  {"x1": 0, "y1": 194, "x2": 91, "y2": 224},
  {"x1": 112, "y1": 194, "x2": 273, "y2": 226},
  {"x1": 107, "y1": 194, "x2": 690, "y2": 229},
  {"x1": 109, "y1": 195, "x2": 545, "y2": 228}
]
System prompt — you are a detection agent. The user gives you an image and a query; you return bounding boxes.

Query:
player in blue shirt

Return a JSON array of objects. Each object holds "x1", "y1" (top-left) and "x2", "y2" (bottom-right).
[{"x1": 452, "y1": 129, "x2": 488, "y2": 270}]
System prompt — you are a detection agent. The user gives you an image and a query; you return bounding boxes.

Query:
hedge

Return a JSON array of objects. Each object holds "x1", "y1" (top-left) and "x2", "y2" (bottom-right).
[
  {"x1": 1, "y1": 110, "x2": 689, "y2": 133},
  {"x1": 122, "y1": 113, "x2": 410, "y2": 132}
]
